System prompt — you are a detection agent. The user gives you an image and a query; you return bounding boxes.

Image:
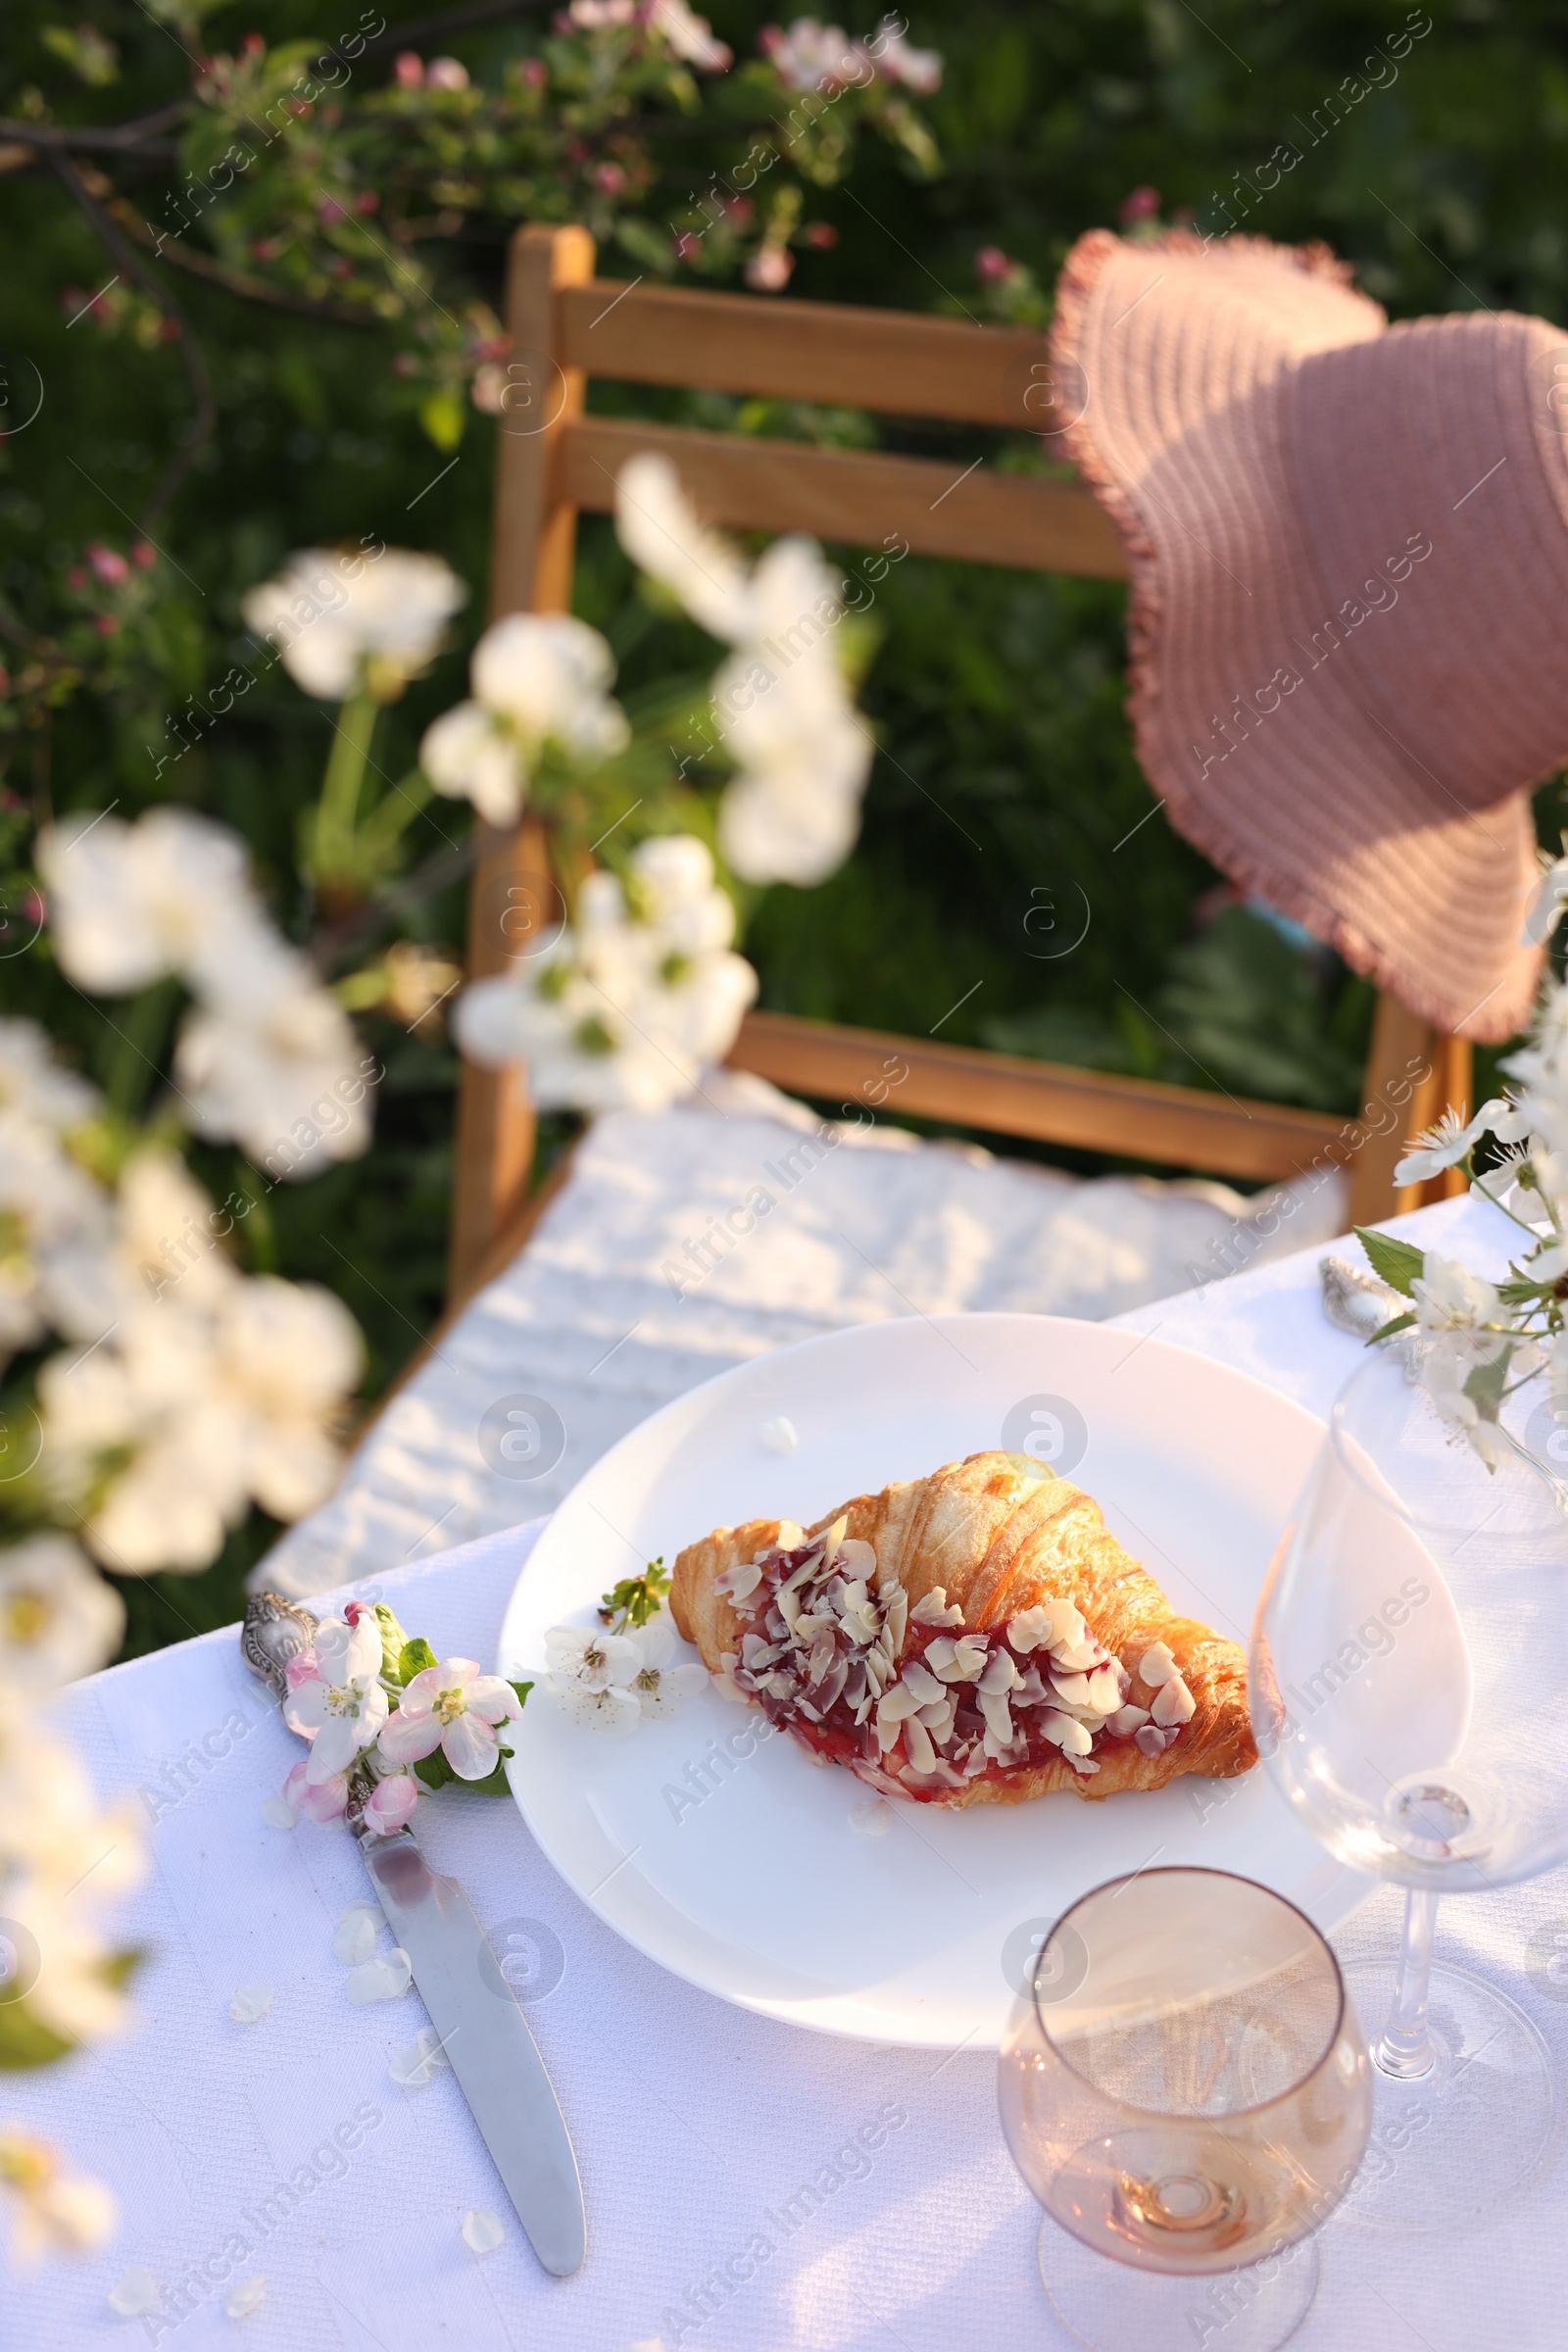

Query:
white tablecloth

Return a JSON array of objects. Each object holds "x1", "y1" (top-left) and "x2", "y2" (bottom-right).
[{"x1": 12, "y1": 1190, "x2": 1564, "y2": 2350}]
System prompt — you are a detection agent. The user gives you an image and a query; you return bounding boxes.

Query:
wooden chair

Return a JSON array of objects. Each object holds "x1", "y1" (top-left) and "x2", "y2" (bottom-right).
[{"x1": 448, "y1": 222, "x2": 1471, "y2": 1307}]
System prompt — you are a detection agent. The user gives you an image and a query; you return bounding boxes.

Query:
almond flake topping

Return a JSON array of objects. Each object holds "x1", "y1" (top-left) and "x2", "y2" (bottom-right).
[{"x1": 718, "y1": 1528, "x2": 1191, "y2": 1798}]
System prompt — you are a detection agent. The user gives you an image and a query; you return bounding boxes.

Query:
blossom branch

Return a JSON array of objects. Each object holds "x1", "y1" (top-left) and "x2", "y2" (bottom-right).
[{"x1": 47, "y1": 149, "x2": 217, "y2": 524}]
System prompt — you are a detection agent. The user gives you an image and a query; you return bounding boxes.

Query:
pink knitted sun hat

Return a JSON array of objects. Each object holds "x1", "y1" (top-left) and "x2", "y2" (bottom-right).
[{"x1": 1049, "y1": 227, "x2": 1568, "y2": 1043}]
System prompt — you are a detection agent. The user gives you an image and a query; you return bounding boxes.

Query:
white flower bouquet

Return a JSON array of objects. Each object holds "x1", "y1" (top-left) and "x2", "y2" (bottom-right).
[{"x1": 1357, "y1": 964, "x2": 1568, "y2": 1470}]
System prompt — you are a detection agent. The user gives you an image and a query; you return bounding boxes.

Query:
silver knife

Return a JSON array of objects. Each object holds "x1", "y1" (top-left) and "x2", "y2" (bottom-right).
[{"x1": 241, "y1": 1593, "x2": 586, "y2": 2277}]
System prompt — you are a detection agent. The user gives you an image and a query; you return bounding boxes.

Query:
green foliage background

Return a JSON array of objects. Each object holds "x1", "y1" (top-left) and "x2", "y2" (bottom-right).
[{"x1": 2, "y1": 0, "x2": 1559, "y2": 1649}]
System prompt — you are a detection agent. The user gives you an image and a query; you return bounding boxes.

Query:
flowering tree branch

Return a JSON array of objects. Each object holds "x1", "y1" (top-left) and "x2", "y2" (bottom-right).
[{"x1": 47, "y1": 148, "x2": 217, "y2": 523}]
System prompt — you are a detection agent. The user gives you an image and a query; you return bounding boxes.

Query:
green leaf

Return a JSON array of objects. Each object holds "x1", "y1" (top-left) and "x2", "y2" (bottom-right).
[
  {"x1": 509, "y1": 1679, "x2": 532, "y2": 1713},
  {"x1": 466, "y1": 1756, "x2": 514, "y2": 1796},
  {"x1": 372, "y1": 1604, "x2": 412, "y2": 1684},
  {"x1": 600, "y1": 1558, "x2": 671, "y2": 1631},
  {"x1": 398, "y1": 1636, "x2": 438, "y2": 1682},
  {"x1": 1464, "y1": 1347, "x2": 1512, "y2": 1416},
  {"x1": 417, "y1": 386, "x2": 466, "y2": 452},
  {"x1": 413, "y1": 1749, "x2": 456, "y2": 1791},
  {"x1": 0, "y1": 1997, "x2": 74, "y2": 2071},
  {"x1": 1366, "y1": 1312, "x2": 1417, "y2": 1345},
  {"x1": 1353, "y1": 1226, "x2": 1427, "y2": 1298},
  {"x1": 0, "y1": 1948, "x2": 139, "y2": 2071}
]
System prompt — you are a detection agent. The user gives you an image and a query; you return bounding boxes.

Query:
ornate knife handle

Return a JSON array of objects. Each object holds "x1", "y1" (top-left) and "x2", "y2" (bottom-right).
[
  {"x1": 241, "y1": 1592, "x2": 321, "y2": 1698},
  {"x1": 240, "y1": 1592, "x2": 382, "y2": 1840}
]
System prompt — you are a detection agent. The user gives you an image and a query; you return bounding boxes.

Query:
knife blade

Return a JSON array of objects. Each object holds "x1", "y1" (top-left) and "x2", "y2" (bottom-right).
[
  {"x1": 241, "y1": 1593, "x2": 586, "y2": 2276},
  {"x1": 358, "y1": 1822, "x2": 585, "y2": 2275}
]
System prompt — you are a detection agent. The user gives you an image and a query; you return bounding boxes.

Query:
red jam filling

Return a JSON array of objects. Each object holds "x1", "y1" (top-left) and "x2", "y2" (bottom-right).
[{"x1": 719, "y1": 1534, "x2": 1187, "y2": 1805}]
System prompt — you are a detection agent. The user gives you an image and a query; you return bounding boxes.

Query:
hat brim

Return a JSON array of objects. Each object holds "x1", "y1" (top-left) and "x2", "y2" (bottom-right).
[{"x1": 1051, "y1": 228, "x2": 1545, "y2": 1045}]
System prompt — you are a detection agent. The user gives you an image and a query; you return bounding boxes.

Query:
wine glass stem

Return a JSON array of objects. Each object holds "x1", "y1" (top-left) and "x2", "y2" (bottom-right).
[{"x1": 1373, "y1": 1887, "x2": 1439, "y2": 2080}]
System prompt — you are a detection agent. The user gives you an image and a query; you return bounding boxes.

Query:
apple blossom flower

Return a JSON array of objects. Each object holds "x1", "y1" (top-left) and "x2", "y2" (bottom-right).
[
  {"x1": 242, "y1": 548, "x2": 466, "y2": 702},
  {"x1": 864, "y1": 17, "x2": 942, "y2": 91},
  {"x1": 38, "y1": 807, "x2": 254, "y2": 997},
  {"x1": 1393, "y1": 1100, "x2": 1524, "y2": 1186},
  {"x1": 228, "y1": 1983, "x2": 274, "y2": 2025},
  {"x1": 0, "y1": 1099, "x2": 113, "y2": 1356},
  {"x1": 650, "y1": 0, "x2": 732, "y2": 70},
  {"x1": 377, "y1": 1657, "x2": 524, "y2": 1780},
  {"x1": 626, "y1": 1617, "x2": 708, "y2": 1719},
  {"x1": 282, "y1": 1612, "x2": 389, "y2": 1784},
  {"x1": 1523, "y1": 847, "x2": 1568, "y2": 946},
  {"x1": 173, "y1": 927, "x2": 373, "y2": 1180},
  {"x1": 1411, "y1": 1253, "x2": 1501, "y2": 1333},
  {"x1": 0, "y1": 2132, "x2": 117, "y2": 2266},
  {"x1": 282, "y1": 1757, "x2": 349, "y2": 1822},
  {"x1": 456, "y1": 835, "x2": 757, "y2": 1113},
  {"x1": 0, "y1": 1019, "x2": 100, "y2": 1136},
  {"x1": 0, "y1": 1535, "x2": 124, "y2": 1688},
  {"x1": 38, "y1": 1212, "x2": 362, "y2": 1576},
  {"x1": 421, "y1": 614, "x2": 631, "y2": 827},
  {"x1": 544, "y1": 1620, "x2": 642, "y2": 1732},
  {"x1": 614, "y1": 454, "x2": 752, "y2": 638},
  {"x1": 420, "y1": 701, "x2": 526, "y2": 826},
  {"x1": 760, "y1": 20, "x2": 858, "y2": 90},
  {"x1": 613, "y1": 457, "x2": 871, "y2": 884}
]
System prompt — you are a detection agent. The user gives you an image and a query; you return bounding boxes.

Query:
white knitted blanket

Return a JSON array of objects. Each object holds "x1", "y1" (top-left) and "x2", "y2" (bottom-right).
[{"x1": 262, "y1": 1071, "x2": 1348, "y2": 1596}]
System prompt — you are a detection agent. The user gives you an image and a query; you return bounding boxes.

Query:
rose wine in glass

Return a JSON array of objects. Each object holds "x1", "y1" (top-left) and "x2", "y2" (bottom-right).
[
  {"x1": 1250, "y1": 1343, "x2": 1568, "y2": 2228},
  {"x1": 999, "y1": 1867, "x2": 1371, "y2": 2352}
]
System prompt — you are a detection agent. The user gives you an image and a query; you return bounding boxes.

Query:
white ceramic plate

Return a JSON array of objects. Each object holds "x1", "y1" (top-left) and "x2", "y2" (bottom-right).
[{"x1": 497, "y1": 1313, "x2": 1371, "y2": 2046}]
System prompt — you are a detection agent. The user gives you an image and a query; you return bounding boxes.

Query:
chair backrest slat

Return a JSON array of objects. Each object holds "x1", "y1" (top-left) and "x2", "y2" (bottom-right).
[
  {"x1": 730, "y1": 1011, "x2": 1348, "y2": 1182},
  {"x1": 556, "y1": 277, "x2": 1054, "y2": 425},
  {"x1": 561, "y1": 416, "x2": 1127, "y2": 573}
]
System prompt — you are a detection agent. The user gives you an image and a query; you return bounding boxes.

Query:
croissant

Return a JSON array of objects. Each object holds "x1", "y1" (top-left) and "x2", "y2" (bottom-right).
[{"x1": 671, "y1": 1450, "x2": 1256, "y2": 1806}]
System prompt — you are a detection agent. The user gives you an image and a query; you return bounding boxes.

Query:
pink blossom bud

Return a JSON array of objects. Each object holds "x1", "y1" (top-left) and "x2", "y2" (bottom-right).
[
  {"x1": 521, "y1": 57, "x2": 548, "y2": 85},
  {"x1": 133, "y1": 541, "x2": 156, "y2": 569},
  {"x1": 395, "y1": 51, "x2": 423, "y2": 86},
  {"x1": 1118, "y1": 184, "x2": 1160, "y2": 223},
  {"x1": 426, "y1": 56, "x2": 469, "y2": 89},
  {"x1": 364, "y1": 1774, "x2": 418, "y2": 1836},
  {"x1": 975, "y1": 245, "x2": 1012, "y2": 283},
  {"x1": 744, "y1": 243, "x2": 794, "y2": 292},
  {"x1": 593, "y1": 162, "x2": 627, "y2": 194},
  {"x1": 284, "y1": 1759, "x2": 349, "y2": 1823},
  {"x1": 356, "y1": 190, "x2": 379, "y2": 215},
  {"x1": 317, "y1": 196, "x2": 347, "y2": 224}
]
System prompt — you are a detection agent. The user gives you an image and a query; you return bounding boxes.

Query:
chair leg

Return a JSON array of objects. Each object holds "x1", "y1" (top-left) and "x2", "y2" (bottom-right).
[
  {"x1": 448, "y1": 817, "x2": 555, "y2": 1300},
  {"x1": 1346, "y1": 991, "x2": 1474, "y2": 1228}
]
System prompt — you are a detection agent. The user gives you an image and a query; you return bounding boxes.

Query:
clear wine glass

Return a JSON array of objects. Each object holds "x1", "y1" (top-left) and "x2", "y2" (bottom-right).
[
  {"x1": 1250, "y1": 1341, "x2": 1568, "y2": 2229},
  {"x1": 998, "y1": 1867, "x2": 1371, "y2": 2352}
]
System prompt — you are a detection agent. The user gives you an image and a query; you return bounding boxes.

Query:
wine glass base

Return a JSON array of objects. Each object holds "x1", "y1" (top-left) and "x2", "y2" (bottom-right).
[
  {"x1": 1036, "y1": 2216, "x2": 1318, "y2": 2352},
  {"x1": 1340, "y1": 1956, "x2": 1558, "y2": 2231}
]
